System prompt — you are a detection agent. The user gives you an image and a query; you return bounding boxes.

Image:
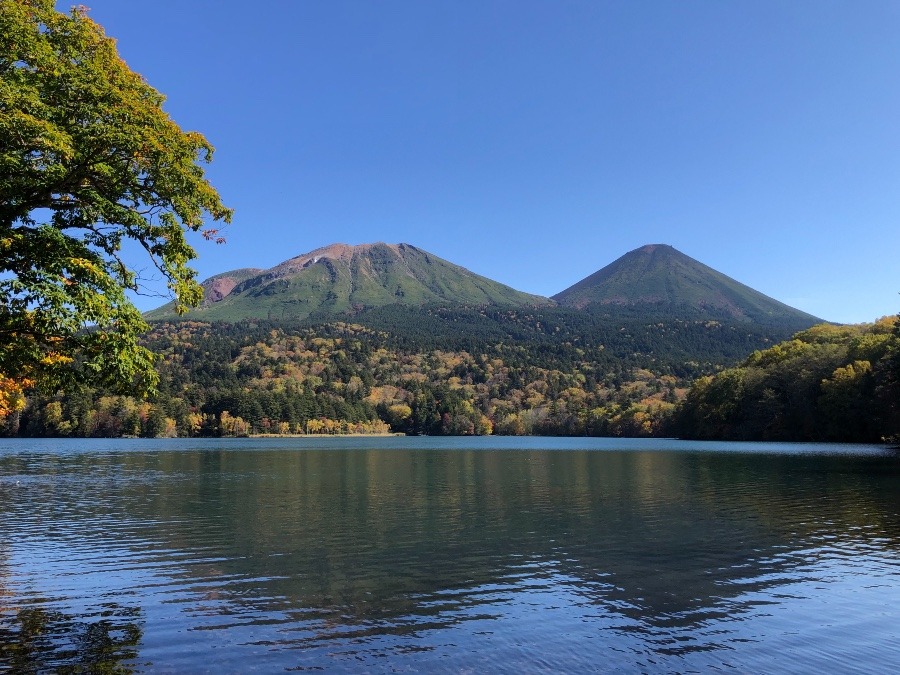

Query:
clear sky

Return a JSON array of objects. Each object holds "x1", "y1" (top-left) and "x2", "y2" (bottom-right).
[{"x1": 66, "y1": 1, "x2": 899, "y2": 323}]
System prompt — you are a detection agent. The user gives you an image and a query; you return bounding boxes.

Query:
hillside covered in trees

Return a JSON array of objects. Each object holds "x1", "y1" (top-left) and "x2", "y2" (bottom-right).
[
  {"x1": 672, "y1": 317, "x2": 900, "y2": 442},
  {"x1": 7, "y1": 302, "x2": 896, "y2": 442},
  {"x1": 7, "y1": 303, "x2": 819, "y2": 439}
]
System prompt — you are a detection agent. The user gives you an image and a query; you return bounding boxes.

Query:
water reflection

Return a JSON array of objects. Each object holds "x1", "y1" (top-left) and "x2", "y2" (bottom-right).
[
  {"x1": 1, "y1": 442, "x2": 899, "y2": 671},
  {"x1": 0, "y1": 602, "x2": 142, "y2": 673}
]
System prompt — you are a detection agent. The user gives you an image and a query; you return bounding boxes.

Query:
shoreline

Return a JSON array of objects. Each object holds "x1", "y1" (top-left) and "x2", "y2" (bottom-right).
[{"x1": 249, "y1": 432, "x2": 404, "y2": 438}]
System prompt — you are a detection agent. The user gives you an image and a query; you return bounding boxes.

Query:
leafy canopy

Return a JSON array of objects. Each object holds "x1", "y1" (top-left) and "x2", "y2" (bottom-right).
[{"x1": 0, "y1": 0, "x2": 231, "y2": 399}]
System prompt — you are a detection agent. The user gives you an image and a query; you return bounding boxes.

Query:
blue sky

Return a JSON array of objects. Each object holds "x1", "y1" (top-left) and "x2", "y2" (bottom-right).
[{"x1": 70, "y1": 1, "x2": 899, "y2": 323}]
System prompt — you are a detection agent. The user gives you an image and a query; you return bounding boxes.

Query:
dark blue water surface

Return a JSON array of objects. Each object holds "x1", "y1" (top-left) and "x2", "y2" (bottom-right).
[{"x1": 1, "y1": 437, "x2": 898, "y2": 672}]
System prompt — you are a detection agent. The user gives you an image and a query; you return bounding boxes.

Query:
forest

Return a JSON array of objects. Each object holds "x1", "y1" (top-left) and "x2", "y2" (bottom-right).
[
  {"x1": 672, "y1": 316, "x2": 900, "y2": 442},
  {"x1": 2, "y1": 303, "x2": 800, "y2": 439},
  {"x1": 5, "y1": 303, "x2": 896, "y2": 443}
]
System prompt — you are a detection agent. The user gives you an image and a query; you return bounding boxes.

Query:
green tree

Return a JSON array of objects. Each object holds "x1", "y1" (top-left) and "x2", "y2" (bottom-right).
[{"x1": 0, "y1": 0, "x2": 231, "y2": 404}]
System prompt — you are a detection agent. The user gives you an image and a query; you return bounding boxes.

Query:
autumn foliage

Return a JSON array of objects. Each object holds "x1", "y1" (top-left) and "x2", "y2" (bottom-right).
[{"x1": 1, "y1": 0, "x2": 230, "y2": 404}]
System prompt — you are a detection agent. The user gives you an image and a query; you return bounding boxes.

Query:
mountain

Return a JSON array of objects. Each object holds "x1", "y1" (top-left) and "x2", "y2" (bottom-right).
[
  {"x1": 553, "y1": 244, "x2": 821, "y2": 327},
  {"x1": 146, "y1": 242, "x2": 551, "y2": 322},
  {"x1": 42, "y1": 243, "x2": 835, "y2": 441},
  {"x1": 147, "y1": 241, "x2": 821, "y2": 330}
]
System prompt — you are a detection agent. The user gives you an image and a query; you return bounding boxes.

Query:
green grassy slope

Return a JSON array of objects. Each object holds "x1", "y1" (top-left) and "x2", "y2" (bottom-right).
[
  {"x1": 553, "y1": 244, "x2": 821, "y2": 328},
  {"x1": 146, "y1": 242, "x2": 552, "y2": 322}
]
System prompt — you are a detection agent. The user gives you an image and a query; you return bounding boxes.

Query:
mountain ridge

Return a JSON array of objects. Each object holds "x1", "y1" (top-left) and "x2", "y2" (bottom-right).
[
  {"x1": 146, "y1": 241, "x2": 821, "y2": 327},
  {"x1": 553, "y1": 243, "x2": 820, "y2": 325},
  {"x1": 146, "y1": 242, "x2": 551, "y2": 322}
]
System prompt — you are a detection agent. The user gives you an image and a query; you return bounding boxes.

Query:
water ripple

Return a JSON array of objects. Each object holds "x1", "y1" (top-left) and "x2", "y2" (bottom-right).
[{"x1": 2, "y1": 442, "x2": 899, "y2": 672}]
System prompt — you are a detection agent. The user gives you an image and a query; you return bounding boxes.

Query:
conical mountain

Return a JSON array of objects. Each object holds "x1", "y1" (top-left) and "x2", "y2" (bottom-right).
[
  {"x1": 146, "y1": 242, "x2": 551, "y2": 322},
  {"x1": 553, "y1": 244, "x2": 820, "y2": 326}
]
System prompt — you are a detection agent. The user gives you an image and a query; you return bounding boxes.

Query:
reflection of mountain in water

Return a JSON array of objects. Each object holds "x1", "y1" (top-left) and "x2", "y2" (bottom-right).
[{"x1": 2, "y1": 445, "x2": 899, "y2": 669}]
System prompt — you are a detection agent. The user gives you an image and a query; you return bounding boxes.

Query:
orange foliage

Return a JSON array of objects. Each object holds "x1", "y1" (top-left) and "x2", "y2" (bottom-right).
[{"x1": 0, "y1": 376, "x2": 31, "y2": 422}]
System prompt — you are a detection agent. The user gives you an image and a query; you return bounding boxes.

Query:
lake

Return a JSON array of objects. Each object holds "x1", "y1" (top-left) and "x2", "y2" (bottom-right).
[{"x1": 1, "y1": 437, "x2": 898, "y2": 672}]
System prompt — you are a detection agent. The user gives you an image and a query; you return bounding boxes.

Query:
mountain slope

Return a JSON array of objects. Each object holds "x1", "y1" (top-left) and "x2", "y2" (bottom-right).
[
  {"x1": 146, "y1": 242, "x2": 551, "y2": 322},
  {"x1": 553, "y1": 244, "x2": 821, "y2": 327}
]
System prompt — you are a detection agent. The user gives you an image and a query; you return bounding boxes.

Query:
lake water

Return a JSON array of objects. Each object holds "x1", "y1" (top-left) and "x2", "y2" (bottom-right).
[{"x1": 0, "y1": 437, "x2": 898, "y2": 673}]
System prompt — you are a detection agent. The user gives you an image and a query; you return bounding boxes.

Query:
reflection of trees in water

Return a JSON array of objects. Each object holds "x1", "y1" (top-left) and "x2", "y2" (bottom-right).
[
  {"x1": 0, "y1": 602, "x2": 143, "y2": 673},
  {"x1": 109, "y1": 449, "x2": 900, "y2": 640},
  {"x1": 3, "y1": 446, "x2": 899, "y2": 660}
]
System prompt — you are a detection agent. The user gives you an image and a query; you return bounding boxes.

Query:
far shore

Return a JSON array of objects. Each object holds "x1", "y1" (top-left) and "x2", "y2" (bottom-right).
[{"x1": 249, "y1": 433, "x2": 405, "y2": 438}]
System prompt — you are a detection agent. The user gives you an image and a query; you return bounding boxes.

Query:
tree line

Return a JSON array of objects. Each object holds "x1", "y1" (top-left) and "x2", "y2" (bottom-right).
[
  {"x1": 671, "y1": 317, "x2": 900, "y2": 442},
  {"x1": 5, "y1": 311, "x2": 897, "y2": 442},
  {"x1": 5, "y1": 312, "x2": 731, "y2": 438}
]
